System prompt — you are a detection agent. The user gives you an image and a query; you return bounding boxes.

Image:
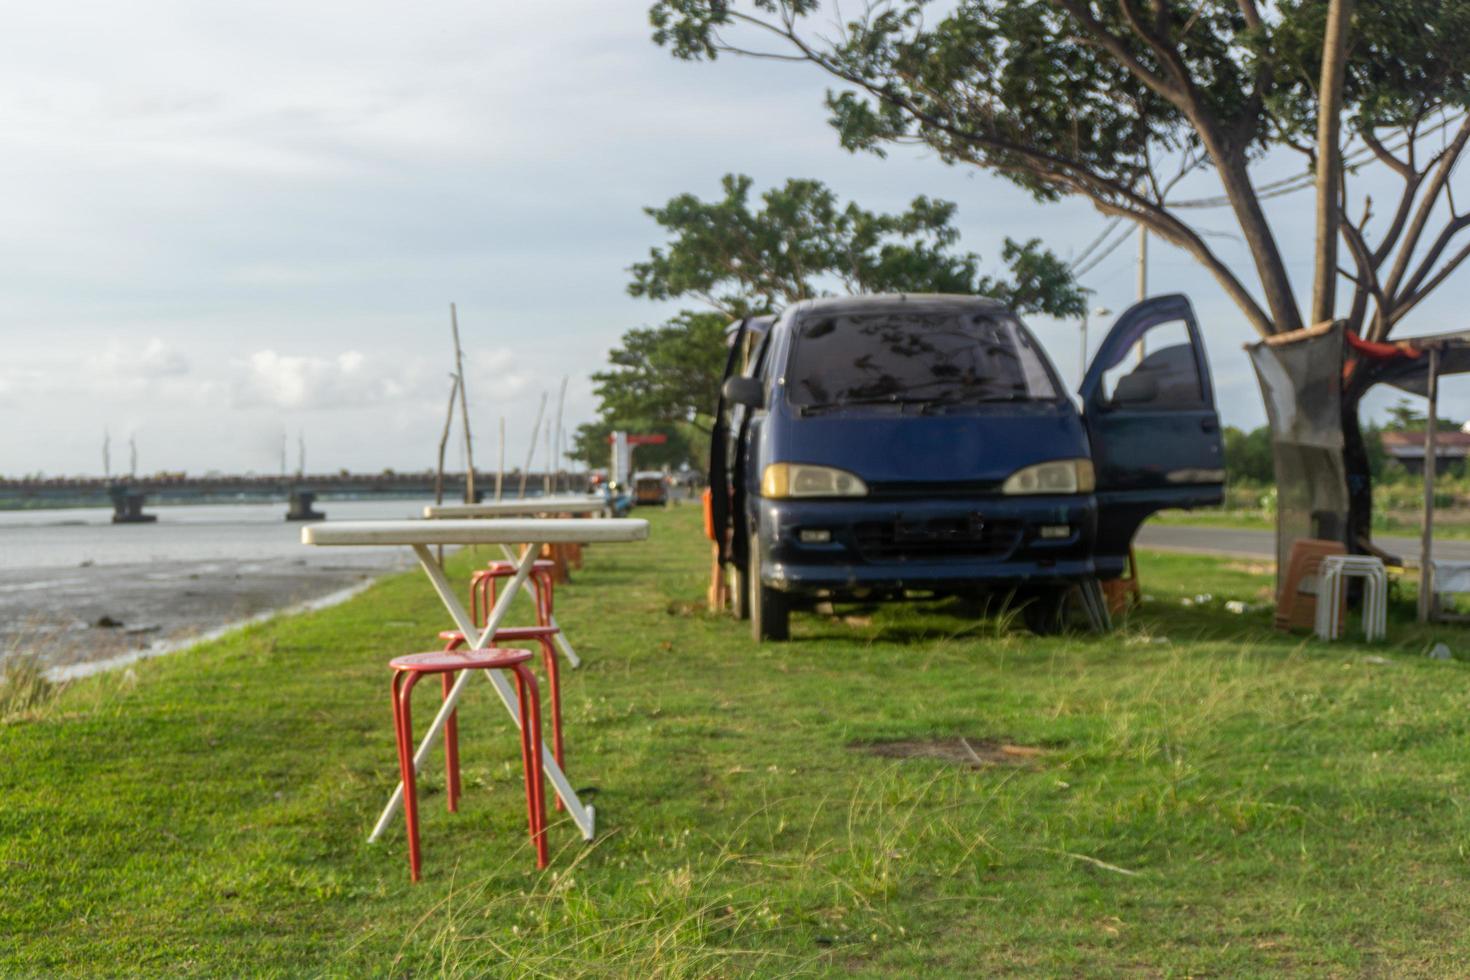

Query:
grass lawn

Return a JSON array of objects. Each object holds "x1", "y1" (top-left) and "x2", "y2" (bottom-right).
[{"x1": 6, "y1": 507, "x2": 1470, "y2": 975}]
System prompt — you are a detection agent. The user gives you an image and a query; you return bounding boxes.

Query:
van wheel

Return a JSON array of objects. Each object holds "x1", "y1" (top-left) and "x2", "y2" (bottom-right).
[
  {"x1": 729, "y1": 563, "x2": 749, "y2": 620},
  {"x1": 1022, "y1": 586, "x2": 1084, "y2": 636},
  {"x1": 748, "y1": 532, "x2": 789, "y2": 642}
]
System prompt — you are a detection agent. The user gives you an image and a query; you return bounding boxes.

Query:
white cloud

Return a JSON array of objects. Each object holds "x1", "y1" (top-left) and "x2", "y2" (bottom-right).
[
  {"x1": 84, "y1": 337, "x2": 190, "y2": 380},
  {"x1": 232, "y1": 349, "x2": 410, "y2": 410}
]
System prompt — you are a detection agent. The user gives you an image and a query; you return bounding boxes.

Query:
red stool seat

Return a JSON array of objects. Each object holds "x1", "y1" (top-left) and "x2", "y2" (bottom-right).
[
  {"x1": 391, "y1": 648, "x2": 531, "y2": 672},
  {"x1": 437, "y1": 626, "x2": 566, "y2": 810},
  {"x1": 437, "y1": 626, "x2": 559, "y2": 643},
  {"x1": 389, "y1": 647, "x2": 548, "y2": 881},
  {"x1": 482, "y1": 559, "x2": 557, "y2": 573},
  {"x1": 471, "y1": 561, "x2": 558, "y2": 628}
]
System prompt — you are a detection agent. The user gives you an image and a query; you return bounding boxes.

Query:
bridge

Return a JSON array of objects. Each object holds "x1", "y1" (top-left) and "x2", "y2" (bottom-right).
[{"x1": 0, "y1": 471, "x2": 588, "y2": 522}]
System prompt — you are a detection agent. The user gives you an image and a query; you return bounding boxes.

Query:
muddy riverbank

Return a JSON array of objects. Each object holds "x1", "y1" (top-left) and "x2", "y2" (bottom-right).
[{"x1": 0, "y1": 499, "x2": 426, "y2": 677}]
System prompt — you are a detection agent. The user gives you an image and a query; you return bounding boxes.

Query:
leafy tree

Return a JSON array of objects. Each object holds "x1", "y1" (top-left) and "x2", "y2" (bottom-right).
[
  {"x1": 589, "y1": 311, "x2": 729, "y2": 435},
  {"x1": 1222, "y1": 425, "x2": 1274, "y2": 483},
  {"x1": 629, "y1": 174, "x2": 1086, "y2": 318},
  {"x1": 1382, "y1": 397, "x2": 1460, "y2": 433},
  {"x1": 592, "y1": 173, "x2": 1085, "y2": 443},
  {"x1": 648, "y1": 0, "x2": 1470, "y2": 546}
]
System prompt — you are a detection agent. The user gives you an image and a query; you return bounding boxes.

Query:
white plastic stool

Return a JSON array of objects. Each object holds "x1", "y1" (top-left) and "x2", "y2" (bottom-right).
[{"x1": 1315, "y1": 555, "x2": 1387, "y2": 641}]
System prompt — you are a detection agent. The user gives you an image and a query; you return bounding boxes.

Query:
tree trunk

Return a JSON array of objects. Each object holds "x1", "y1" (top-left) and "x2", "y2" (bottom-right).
[{"x1": 1341, "y1": 381, "x2": 1373, "y2": 555}]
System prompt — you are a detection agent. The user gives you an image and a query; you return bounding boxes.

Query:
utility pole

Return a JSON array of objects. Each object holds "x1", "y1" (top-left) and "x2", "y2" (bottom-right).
[
  {"x1": 1135, "y1": 227, "x2": 1149, "y2": 362},
  {"x1": 1137, "y1": 226, "x2": 1148, "y2": 300},
  {"x1": 103, "y1": 429, "x2": 111, "y2": 479},
  {"x1": 1313, "y1": 0, "x2": 1354, "y2": 325},
  {"x1": 297, "y1": 430, "x2": 305, "y2": 479},
  {"x1": 129, "y1": 434, "x2": 138, "y2": 479}
]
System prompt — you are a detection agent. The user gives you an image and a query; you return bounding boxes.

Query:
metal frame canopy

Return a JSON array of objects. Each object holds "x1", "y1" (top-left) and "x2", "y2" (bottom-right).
[
  {"x1": 1248, "y1": 324, "x2": 1470, "y2": 600},
  {"x1": 301, "y1": 516, "x2": 649, "y2": 843}
]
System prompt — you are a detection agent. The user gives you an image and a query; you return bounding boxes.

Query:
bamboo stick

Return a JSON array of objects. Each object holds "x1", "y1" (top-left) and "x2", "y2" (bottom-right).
[
  {"x1": 518, "y1": 392, "x2": 547, "y2": 498},
  {"x1": 450, "y1": 303, "x2": 476, "y2": 503}
]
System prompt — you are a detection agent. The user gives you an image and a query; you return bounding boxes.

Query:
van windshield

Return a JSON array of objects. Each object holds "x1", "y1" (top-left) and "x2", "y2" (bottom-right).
[{"x1": 786, "y1": 310, "x2": 1060, "y2": 408}]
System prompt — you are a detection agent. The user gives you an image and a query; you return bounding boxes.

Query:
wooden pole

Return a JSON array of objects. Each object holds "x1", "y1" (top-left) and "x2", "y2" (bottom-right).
[
  {"x1": 552, "y1": 376, "x2": 568, "y2": 494},
  {"x1": 434, "y1": 373, "x2": 459, "y2": 567},
  {"x1": 1419, "y1": 347, "x2": 1440, "y2": 623},
  {"x1": 543, "y1": 417, "x2": 553, "y2": 495},
  {"x1": 496, "y1": 416, "x2": 506, "y2": 502},
  {"x1": 450, "y1": 303, "x2": 476, "y2": 503},
  {"x1": 518, "y1": 392, "x2": 547, "y2": 498},
  {"x1": 1311, "y1": 0, "x2": 1354, "y2": 325}
]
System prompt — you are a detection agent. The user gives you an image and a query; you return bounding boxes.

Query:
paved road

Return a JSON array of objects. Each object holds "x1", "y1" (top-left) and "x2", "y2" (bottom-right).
[{"x1": 1136, "y1": 523, "x2": 1470, "y2": 564}]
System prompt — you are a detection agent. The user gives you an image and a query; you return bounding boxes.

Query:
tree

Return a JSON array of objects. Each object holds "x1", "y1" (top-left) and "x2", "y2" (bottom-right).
[
  {"x1": 1222, "y1": 425, "x2": 1274, "y2": 483},
  {"x1": 590, "y1": 311, "x2": 729, "y2": 436},
  {"x1": 649, "y1": 0, "x2": 1470, "y2": 547},
  {"x1": 593, "y1": 173, "x2": 1085, "y2": 439},
  {"x1": 630, "y1": 174, "x2": 1086, "y2": 318}
]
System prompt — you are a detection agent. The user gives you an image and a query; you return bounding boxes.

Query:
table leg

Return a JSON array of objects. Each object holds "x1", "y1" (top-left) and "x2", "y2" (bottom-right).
[{"x1": 367, "y1": 544, "x2": 596, "y2": 844}]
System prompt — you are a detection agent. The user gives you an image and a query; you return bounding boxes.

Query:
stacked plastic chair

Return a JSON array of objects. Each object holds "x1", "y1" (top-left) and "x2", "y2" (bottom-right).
[
  {"x1": 1275, "y1": 539, "x2": 1346, "y2": 632},
  {"x1": 1315, "y1": 554, "x2": 1388, "y2": 641}
]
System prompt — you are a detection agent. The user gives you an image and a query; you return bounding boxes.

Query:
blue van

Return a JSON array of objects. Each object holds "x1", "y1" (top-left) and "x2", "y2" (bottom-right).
[{"x1": 708, "y1": 294, "x2": 1224, "y2": 640}]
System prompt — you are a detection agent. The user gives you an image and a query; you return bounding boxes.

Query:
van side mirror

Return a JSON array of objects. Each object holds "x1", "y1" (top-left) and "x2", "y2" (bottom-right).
[{"x1": 723, "y1": 376, "x2": 766, "y2": 409}]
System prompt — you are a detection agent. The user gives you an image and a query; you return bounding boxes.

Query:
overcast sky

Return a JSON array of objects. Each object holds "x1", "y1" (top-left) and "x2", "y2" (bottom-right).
[{"x1": 2, "y1": 2, "x2": 1464, "y2": 477}]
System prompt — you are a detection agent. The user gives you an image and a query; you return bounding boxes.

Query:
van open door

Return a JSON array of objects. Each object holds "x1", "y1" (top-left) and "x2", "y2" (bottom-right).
[
  {"x1": 707, "y1": 318, "x2": 751, "y2": 565},
  {"x1": 1079, "y1": 294, "x2": 1225, "y2": 578}
]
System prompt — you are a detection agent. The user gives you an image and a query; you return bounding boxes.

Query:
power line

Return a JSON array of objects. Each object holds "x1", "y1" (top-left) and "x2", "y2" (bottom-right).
[
  {"x1": 1068, "y1": 215, "x2": 1124, "y2": 271},
  {"x1": 1072, "y1": 224, "x2": 1136, "y2": 279}
]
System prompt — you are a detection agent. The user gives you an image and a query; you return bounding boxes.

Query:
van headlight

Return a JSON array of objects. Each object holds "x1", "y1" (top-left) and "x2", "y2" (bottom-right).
[
  {"x1": 761, "y1": 463, "x2": 869, "y2": 499},
  {"x1": 1001, "y1": 459, "x2": 1095, "y2": 495}
]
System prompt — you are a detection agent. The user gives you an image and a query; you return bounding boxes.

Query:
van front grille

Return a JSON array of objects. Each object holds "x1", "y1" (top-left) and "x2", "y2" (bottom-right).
[
  {"x1": 865, "y1": 481, "x2": 1001, "y2": 499},
  {"x1": 852, "y1": 516, "x2": 1022, "y2": 562}
]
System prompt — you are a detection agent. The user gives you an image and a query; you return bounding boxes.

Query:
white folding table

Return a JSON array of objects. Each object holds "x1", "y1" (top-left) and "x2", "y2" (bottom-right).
[
  {"x1": 301, "y1": 517, "x2": 649, "y2": 843},
  {"x1": 423, "y1": 497, "x2": 613, "y2": 669},
  {"x1": 423, "y1": 496, "x2": 611, "y2": 520}
]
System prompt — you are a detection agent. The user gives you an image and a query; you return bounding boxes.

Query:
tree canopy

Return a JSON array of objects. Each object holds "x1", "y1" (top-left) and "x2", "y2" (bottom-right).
[
  {"x1": 649, "y1": 2, "x2": 1470, "y2": 347},
  {"x1": 628, "y1": 173, "x2": 1086, "y2": 318},
  {"x1": 589, "y1": 172, "x2": 1086, "y2": 450}
]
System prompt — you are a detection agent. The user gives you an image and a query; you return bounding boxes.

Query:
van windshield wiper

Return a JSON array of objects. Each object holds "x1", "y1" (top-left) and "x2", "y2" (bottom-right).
[{"x1": 798, "y1": 396, "x2": 934, "y2": 416}]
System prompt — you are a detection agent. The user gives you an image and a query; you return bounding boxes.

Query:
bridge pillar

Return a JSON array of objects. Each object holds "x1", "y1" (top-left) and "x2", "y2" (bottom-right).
[
  {"x1": 108, "y1": 485, "x2": 157, "y2": 524},
  {"x1": 286, "y1": 489, "x2": 326, "y2": 522}
]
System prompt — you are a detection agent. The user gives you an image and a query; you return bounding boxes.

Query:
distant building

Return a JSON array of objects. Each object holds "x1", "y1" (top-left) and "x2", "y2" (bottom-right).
[{"x1": 1380, "y1": 430, "x2": 1470, "y2": 475}]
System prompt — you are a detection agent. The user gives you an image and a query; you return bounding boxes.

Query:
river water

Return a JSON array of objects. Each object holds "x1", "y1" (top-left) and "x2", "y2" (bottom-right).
[{"x1": 0, "y1": 499, "x2": 432, "y2": 678}]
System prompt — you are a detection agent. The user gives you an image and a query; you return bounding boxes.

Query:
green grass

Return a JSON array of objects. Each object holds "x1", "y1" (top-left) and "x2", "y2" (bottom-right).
[{"x1": 6, "y1": 508, "x2": 1470, "y2": 975}]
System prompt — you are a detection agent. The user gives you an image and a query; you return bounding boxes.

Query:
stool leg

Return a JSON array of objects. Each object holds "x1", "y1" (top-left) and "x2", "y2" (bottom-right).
[
  {"x1": 442, "y1": 671, "x2": 460, "y2": 813},
  {"x1": 393, "y1": 671, "x2": 424, "y2": 882},
  {"x1": 534, "y1": 572, "x2": 553, "y2": 627},
  {"x1": 537, "y1": 635, "x2": 564, "y2": 811},
  {"x1": 510, "y1": 664, "x2": 548, "y2": 869}
]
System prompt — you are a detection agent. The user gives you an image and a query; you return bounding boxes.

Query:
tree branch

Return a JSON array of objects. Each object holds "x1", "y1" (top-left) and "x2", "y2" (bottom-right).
[{"x1": 1381, "y1": 114, "x2": 1470, "y2": 312}]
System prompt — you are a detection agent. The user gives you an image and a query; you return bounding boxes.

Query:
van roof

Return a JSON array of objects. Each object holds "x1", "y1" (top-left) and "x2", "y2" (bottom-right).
[{"x1": 783, "y1": 294, "x2": 1013, "y2": 318}]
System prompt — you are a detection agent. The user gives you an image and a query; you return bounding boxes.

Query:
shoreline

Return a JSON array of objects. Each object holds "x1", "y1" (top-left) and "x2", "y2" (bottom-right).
[{"x1": 44, "y1": 576, "x2": 382, "y2": 682}]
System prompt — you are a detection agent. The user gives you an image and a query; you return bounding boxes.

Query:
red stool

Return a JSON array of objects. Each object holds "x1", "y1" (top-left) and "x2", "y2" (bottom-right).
[
  {"x1": 471, "y1": 559, "x2": 557, "y2": 629},
  {"x1": 439, "y1": 626, "x2": 565, "y2": 809},
  {"x1": 389, "y1": 648, "x2": 547, "y2": 882}
]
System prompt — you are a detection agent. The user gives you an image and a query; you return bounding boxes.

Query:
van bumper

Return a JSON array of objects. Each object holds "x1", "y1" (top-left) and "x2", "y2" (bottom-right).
[{"x1": 754, "y1": 495, "x2": 1097, "y2": 594}]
